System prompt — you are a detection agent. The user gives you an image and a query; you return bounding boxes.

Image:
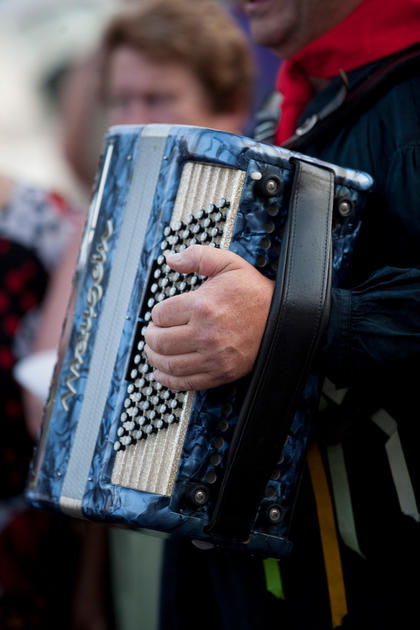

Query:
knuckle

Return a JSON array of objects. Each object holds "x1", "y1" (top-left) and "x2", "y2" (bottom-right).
[
  {"x1": 151, "y1": 302, "x2": 165, "y2": 326},
  {"x1": 166, "y1": 376, "x2": 186, "y2": 392},
  {"x1": 193, "y1": 293, "x2": 213, "y2": 319},
  {"x1": 196, "y1": 325, "x2": 212, "y2": 348},
  {"x1": 165, "y1": 355, "x2": 190, "y2": 378},
  {"x1": 152, "y1": 336, "x2": 166, "y2": 355},
  {"x1": 216, "y1": 346, "x2": 238, "y2": 382},
  {"x1": 165, "y1": 356, "x2": 179, "y2": 376},
  {"x1": 182, "y1": 377, "x2": 196, "y2": 391}
]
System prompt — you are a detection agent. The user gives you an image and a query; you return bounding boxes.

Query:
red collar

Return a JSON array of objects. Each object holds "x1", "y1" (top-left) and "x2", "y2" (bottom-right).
[{"x1": 276, "y1": 0, "x2": 420, "y2": 144}]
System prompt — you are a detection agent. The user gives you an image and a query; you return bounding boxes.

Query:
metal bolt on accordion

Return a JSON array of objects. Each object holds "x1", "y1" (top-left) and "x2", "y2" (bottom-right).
[{"x1": 26, "y1": 124, "x2": 373, "y2": 558}]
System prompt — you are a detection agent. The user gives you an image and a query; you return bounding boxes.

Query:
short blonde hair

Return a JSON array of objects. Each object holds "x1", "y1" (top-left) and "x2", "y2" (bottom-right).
[{"x1": 102, "y1": 0, "x2": 253, "y2": 114}]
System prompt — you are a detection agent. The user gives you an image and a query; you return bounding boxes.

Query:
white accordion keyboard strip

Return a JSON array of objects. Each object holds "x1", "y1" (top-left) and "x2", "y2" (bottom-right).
[{"x1": 111, "y1": 162, "x2": 245, "y2": 496}]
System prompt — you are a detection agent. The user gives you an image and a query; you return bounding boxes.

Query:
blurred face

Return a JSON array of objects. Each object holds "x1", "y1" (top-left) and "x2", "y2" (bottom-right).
[
  {"x1": 107, "y1": 46, "x2": 218, "y2": 127},
  {"x1": 240, "y1": 0, "x2": 363, "y2": 58}
]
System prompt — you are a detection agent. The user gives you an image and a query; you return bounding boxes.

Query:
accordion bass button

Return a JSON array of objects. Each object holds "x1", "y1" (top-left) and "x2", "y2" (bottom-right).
[
  {"x1": 205, "y1": 471, "x2": 217, "y2": 485},
  {"x1": 217, "y1": 419, "x2": 229, "y2": 432},
  {"x1": 270, "y1": 469, "x2": 281, "y2": 481},
  {"x1": 267, "y1": 203, "x2": 279, "y2": 217},
  {"x1": 213, "y1": 436, "x2": 224, "y2": 450},
  {"x1": 210, "y1": 453, "x2": 221, "y2": 466},
  {"x1": 192, "y1": 540, "x2": 214, "y2": 550},
  {"x1": 221, "y1": 403, "x2": 233, "y2": 417},
  {"x1": 264, "y1": 221, "x2": 275, "y2": 234},
  {"x1": 260, "y1": 237, "x2": 271, "y2": 251}
]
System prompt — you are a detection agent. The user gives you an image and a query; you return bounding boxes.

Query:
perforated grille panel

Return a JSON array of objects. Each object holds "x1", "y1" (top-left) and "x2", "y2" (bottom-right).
[{"x1": 111, "y1": 162, "x2": 245, "y2": 495}]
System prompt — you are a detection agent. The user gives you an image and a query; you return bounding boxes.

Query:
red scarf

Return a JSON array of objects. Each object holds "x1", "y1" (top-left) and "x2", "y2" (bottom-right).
[{"x1": 275, "y1": 0, "x2": 420, "y2": 144}]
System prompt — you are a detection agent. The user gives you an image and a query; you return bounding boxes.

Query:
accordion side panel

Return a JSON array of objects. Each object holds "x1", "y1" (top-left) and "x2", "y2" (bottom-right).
[
  {"x1": 111, "y1": 161, "x2": 246, "y2": 496},
  {"x1": 27, "y1": 131, "x2": 139, "y2": 506}
]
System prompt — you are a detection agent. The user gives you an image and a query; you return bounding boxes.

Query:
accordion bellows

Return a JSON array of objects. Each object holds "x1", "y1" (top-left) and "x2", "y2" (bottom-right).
[{"x1": 27, "y1": 124, "x2": 372, "y2": 557}]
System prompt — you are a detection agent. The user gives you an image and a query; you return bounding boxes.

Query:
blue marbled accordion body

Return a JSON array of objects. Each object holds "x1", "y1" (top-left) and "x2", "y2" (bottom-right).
[{"x1": 26, "y1": 124, "x2": 373, "y2": 558}]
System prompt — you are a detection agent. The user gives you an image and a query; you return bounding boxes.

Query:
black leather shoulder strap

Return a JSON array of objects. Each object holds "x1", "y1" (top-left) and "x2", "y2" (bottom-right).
[{"x1": 206, "y1": 160, "x2": 334, "y2": 542}]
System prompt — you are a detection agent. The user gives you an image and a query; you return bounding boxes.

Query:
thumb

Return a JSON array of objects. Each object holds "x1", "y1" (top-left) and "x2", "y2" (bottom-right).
[{"x1": 165, "y1": 244, "x2": 242, "y2": 279}]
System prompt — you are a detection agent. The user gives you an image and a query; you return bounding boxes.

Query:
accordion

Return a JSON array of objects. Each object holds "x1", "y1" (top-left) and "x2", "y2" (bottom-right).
[{"x1": 27, "y1": 124, "x2": 373, "y2": 558}]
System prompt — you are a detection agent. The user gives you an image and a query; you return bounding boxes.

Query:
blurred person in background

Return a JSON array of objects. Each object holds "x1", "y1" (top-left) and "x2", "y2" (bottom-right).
[
  {"x1": 58, "y1": 0, "x2": 279, "y2": 193},
  {"x1": 0, "y1": 172, "x2": 83, "y2": 628},
  {"x1": 22, "y1": 1, "x2": 255, "y2": 629}
]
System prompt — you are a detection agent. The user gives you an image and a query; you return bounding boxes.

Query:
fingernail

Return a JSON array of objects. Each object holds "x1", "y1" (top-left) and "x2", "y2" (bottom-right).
[{"x1": 166, "y1": 251, "x2": 183, "y2": 260}]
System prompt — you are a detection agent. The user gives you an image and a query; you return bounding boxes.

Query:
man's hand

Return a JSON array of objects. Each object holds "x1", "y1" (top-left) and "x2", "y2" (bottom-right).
[{"x1": 144, "y1": 245, "x2": 274, "y2": 391}]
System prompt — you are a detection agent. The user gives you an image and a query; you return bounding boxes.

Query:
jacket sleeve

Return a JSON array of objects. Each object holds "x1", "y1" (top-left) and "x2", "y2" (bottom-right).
[
  {"x1": 315, "y1": 126, "x2": 420, "y2": 385},
  {"x1": 315, "y1": 266, "x2": 420, "y2": 385}
]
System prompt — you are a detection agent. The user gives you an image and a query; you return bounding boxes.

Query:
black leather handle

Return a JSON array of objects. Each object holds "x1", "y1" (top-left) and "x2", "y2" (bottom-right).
[{"x1": 206, "y1": 159, "x2": 334, "y2": 542}]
